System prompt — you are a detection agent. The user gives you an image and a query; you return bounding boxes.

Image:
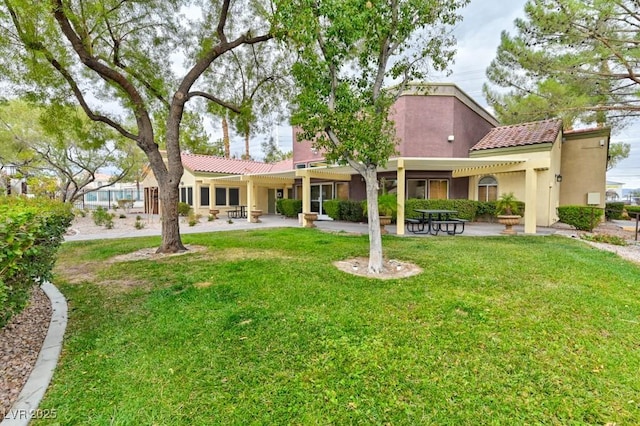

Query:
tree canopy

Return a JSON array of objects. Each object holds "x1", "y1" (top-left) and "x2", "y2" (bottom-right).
[
  {"x1": 0, "y1": 0, "x2": 276, "y2": 252},
  {"x1": 484, "y1": 0, "x2": 640, "y2": 127},
  {"x1": 0, "y1": 99, "x2": 141, "y2": 202},
  {"x1": 280, "y1": 0, "x2": 468, "y2": 273}
]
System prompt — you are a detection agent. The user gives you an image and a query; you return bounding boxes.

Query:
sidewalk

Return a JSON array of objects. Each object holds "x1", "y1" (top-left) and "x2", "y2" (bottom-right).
[{"x1": 64, "y1": 214, "x2": 557, "y2": 242}]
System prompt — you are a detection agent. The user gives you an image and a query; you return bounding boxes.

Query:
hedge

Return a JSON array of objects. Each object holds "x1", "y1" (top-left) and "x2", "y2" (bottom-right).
[
  {"x1": 276, "y1": 199, "x2": 302, "y2": 218},
  {"x1": 0, "y1": 197, "x2": 73, "y2": 327},
  {"x1": 605, "y1": 202, "x2": 625, "y2": 220},
  {"x1": 557, "y1": 205, "x2": 603, "y2": 231},
  {"x1": 405, "y1": 198, "x2": 481, "y2": 221},
  {"x1": 322, "y1": 199, "x2": 366, "y2": 222}
]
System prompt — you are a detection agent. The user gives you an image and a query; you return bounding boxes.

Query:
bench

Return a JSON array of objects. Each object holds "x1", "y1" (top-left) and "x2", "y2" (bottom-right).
[
  {"x1": 227, "y1": 205, "x2": 247, "y2": 219},
  {"x1": 431, "y1": 219, "x2": 468, "y2": 235},
  {"x1": 405, "y1": 218, "x2": 425, "y2": 233}
]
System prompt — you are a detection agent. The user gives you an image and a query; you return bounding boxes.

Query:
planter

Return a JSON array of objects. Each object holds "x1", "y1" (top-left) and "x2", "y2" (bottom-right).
[
  {"x1": 250, "y1": 209, "x2": 263, "y2": 223},
  {"x1": 497, "y1": 215, "x2": 521, "y2": 235},
  {"x1": 379, "y1": 215, "x2": 392, "y2": 235},
  {"x1": 208, "y1": 208, "x2": 219, "y2": 220},
  {"x1": 303, "y1": 212, "x2": 318, "y2": 228}
]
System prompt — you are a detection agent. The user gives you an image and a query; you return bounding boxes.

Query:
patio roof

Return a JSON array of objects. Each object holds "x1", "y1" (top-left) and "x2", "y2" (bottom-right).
[{"x1": 208, "y1": 157, "x2": 528, "y2": 182}]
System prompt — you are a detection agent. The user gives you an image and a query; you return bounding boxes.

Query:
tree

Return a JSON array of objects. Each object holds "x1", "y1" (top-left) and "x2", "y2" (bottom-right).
[
  {"x1": 608, "y1": 142, "x2": 631, "y2": 171},
  {"x1": 204, "y1": 41, "x2": 294, "y2": 160},
  {"x1": 280, "y1": 0, "x2": 468, "y2": 273},
  {"x1": 0, "y1": 0, "x2": 274, "y2": 253},
  {"x1": 0, "y1": 99, "x2": 138, "y2": 202},
  {"x1": 484, "y1": 0, "x2": 640, "y2": 127},
  {"x1": 261, "y1": 135, "x2": 292, "y2": 164}
]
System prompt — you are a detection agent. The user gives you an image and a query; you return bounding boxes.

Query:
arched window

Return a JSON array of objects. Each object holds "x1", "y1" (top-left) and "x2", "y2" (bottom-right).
[{"x1": 478, "y1": 176, "x2": 498, "y2": 202}]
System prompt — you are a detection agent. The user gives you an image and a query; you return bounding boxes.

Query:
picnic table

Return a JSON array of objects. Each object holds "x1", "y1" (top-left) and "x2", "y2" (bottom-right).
[
  {"x1": 227, "y1": 205, "x2": 247, "y2": 219},
  {"x1": 406, "y1": 209, "x2": 468, "y2": 235}
]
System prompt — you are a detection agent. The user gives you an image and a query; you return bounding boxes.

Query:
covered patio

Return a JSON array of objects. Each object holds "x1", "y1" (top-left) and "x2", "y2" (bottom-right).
[{"x1": 209, "y1": 155, "x2": 553, "y2": 235}]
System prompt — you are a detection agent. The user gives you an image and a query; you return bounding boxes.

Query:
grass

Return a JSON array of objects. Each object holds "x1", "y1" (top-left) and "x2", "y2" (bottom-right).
[{"x1": 36, "y1": 228, "x2": 640, "y2": 425}]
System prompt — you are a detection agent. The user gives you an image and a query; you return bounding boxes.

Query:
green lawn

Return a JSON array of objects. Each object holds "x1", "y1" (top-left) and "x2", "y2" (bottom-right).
[{"x1": 37, "y1": 228, "x2": 640, "y2": 425}]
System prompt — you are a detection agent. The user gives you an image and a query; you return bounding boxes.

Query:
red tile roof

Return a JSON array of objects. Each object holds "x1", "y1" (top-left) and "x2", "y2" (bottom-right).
[
  {"x1": 470, "y1": 119, "x2": 562, "y2": 151},
  {"x1": 181, "y1": 153, "x2": 293, "y2": 175}
]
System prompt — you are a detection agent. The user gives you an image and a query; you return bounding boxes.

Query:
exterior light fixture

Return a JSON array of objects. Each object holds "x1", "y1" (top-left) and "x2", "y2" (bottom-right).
[
  {"x1": 555, "y1": 174, "x2": 563, "y2": 183},
  {"x1": 447, "y1": 135, "x2": 455, "y2": 143}
]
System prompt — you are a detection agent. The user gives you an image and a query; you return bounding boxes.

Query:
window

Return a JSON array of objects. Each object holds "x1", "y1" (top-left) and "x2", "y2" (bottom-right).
[
  {"x1": 229, "y1": 188, "x2": 240, "y2": 205},
  {"x1": 478, "y1": 176, "x2": 498, "y2": 202},
  {"x1": 379, "y1": 178, "x2": 397, "y2": 195},
  {"x1": 215, "y1": 187, "x2": 227, "y2": 206},
  {"x1": 407, "y1": 179, "x2": 426, "y2": 199},
  {"x1": 200, "y1": 186, "x2": 210, "y2": 206},
  {"x1": 428, "y1": 180, "x2": 448, "y2": 200},
  {"x1": 180, "y1": 187, "x2": 193, "y2": 205},
  {"x1": 214, "y1": 187, "x2": 240, "y2": 206}
]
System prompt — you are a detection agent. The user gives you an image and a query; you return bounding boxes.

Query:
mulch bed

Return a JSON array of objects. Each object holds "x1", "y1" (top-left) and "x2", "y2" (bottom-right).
[{"x1": 0, "y1": 286, "x2": 51, "y2": 418}]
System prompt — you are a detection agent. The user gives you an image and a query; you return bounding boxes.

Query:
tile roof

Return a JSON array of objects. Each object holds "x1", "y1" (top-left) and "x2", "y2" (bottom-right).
[
  {"x1": 181, "y1": 153, "x2": 293, "y2": 175},
  {"x1": 470, "y1": 119, "x2": 563, "y2": 151}
]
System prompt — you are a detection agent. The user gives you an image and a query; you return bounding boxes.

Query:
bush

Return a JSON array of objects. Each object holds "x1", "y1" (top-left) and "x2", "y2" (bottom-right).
[
  {"x1": 557, "y1": 205, "x2": 603, "y2": 231},
  {"x1": 605, "y1": 202, "x2": 625, "y2": 220},
  {"x1": 323, "y1": 199, "x2": 341, "y2": 220},
  {"x1": 0, "y1": 197, "x2": 73, "y2": 327},
  {"x1": 92, "y1": 206, "x2": 111, "y2": 226},
  {"x1": 624, "y1": 205, "x2": 640, "y2": 217},
  {"x1": 178, "y1": 202, "x2": 191, "y2": 216},
  {"x1": 340, "y1": 200, "x2": 366, "y2": 222},
  {"x1": 276, "y1": 199, "x2": 302, "y2": 218},
  {"x1": 405, "y1": 199, "x2": 480, "y2": 221}
]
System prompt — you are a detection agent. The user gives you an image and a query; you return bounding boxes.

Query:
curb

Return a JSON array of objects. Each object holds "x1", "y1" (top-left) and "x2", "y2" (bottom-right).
[{"x1": 1, "y1": 282, "x2": 67, "y2": 426}]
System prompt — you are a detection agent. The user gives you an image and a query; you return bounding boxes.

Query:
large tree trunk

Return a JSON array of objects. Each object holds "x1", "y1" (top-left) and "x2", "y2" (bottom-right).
[
  {"x1": 222, "y1": 114, "x2": 230, "y2": 158},
  {"x1": 157, "y1": 177, "x2": 186, "y2": 253},
  {"x1": 363, "y1": 165, "x2": 384, "y2": 273},
  {"x1": 147, "y1": 118, "x2": 187, "y2": 254}
]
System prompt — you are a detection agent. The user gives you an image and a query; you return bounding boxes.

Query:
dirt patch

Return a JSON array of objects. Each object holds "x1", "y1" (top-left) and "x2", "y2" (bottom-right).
[
  {"x1": 334, "y1": 257, "x2": 422, "y2": 280},
  {"x1": 109, "y1": 245, "x2": 208, "y2": 263}
]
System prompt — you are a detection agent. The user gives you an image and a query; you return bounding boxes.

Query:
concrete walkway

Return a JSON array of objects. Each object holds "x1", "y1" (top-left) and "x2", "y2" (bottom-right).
[
  {"x1": 1, "y1": 283, "x2": 67, "y2": 426},
  {"x1": 65, "y1": 214, "x2": 558, "y2": 242}
]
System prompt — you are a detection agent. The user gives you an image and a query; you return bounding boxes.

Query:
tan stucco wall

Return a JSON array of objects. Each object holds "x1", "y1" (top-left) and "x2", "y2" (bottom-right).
[
  {"x1": 467, "y1": 136, "x2": 562, "y2": 227},
  {"x1": 559, "y1": 129, "x2": 609, "y2": 208}
]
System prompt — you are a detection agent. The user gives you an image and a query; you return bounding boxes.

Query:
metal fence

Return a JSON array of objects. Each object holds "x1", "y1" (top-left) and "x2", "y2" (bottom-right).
[{"x1": 74, "y1": 189, "x2": 144, "y2": 211}]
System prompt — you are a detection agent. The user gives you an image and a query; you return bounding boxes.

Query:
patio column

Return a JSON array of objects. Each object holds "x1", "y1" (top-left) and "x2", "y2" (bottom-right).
[
  {"x1": 524, "y1": 168, "x2": 537, "y2": 234},
  {"x1": 247, "y1": 178, "x2": 255, "y2": 223},
  {"x1": 302, "y1": 175, "x2": 311, "y2": 212},
  {"x1": 396, "y1": 159, "x2": 406, "y2": 235},
  {"x1": 210, "y1": 183, "x2": 215, "y2": 209}
]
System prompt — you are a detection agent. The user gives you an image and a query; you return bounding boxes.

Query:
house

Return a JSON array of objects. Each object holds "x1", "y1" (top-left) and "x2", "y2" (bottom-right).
[
  {"x1": 142, "y1": 154, "x2": 293, "y2": 216},
  {"x1": 1, "y1": 163, "x2": 28, "y2": 196},
  {"x1": 606, "y1": 181, "x2": 625, "y2": 201},
  {"x1": 142, "y1": 83, "x2": 610, "y2": 234},
  {"x1": 77, "y1": 173, "x2": 143, "y2": 210}
]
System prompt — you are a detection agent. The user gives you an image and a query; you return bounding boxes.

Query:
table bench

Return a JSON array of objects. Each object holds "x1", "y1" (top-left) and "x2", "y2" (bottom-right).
[
  {"x1": 227, "y1": 205, "x2": 247, "y2": 219},
  {"x1": 405, "y1": 218, "x2": 425, "y2": 233},
  {"x1": 431, "y1": 219, "x2": 468, "y2": 235}
]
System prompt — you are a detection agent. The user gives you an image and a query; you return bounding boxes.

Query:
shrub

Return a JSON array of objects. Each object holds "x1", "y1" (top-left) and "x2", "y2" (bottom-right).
[
  {"x1": 119, "y1": 214, "x2": 127, "y2": 219},
  {"x1": 92, "y1": 206, "x2": 111, "y2": 226},
  {"x1": 0, "y1": 197, "x2": 73, "y2": 327},
  {"x1": 557, "y1": 205, "x2": 603, "y2": 231},
  {"x1": 340, "y1": 200, "x2": 365, "y2": 222},
  {"x1": 404, "y1": 199, "x2": 480, "y2": 221},
  {"x1": 116, "y1": 199, "x2": 134, "y2": 212},
  {"x1": 134, "y1": 219, "x2": 145, "y2": 230},
  {"x1": 178, "y1": 202, "x2": 191, "y2": 216},
  {"x1": 276, "y1": 199, "x2": 302, "y2": 218},
  {"x1": 323, "y1": 199, "x2": 341, "y2": 220},
  {"x1": 605, "y1": 202, "x2": 625, "y2": 220},
  {"x1": 581, "y1": 233, "x2": 627, "y2": 246}
]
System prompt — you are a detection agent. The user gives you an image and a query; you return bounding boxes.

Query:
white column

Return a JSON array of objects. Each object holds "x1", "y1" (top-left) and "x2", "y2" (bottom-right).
[
  {"x1": 524, "y1": 168, "x2": 537, "y2": 234},
  {"x1": 396, "y1": 159, "x2": 406, "y2": 235}
]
